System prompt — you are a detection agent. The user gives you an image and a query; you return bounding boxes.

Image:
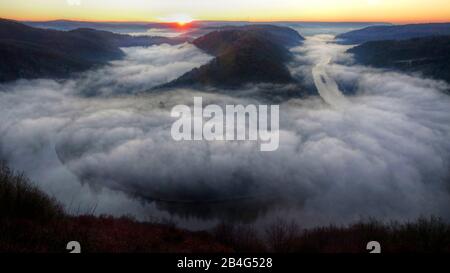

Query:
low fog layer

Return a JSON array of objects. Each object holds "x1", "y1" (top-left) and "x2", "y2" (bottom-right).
[
  {"x1": 0, "y1": 36, "x2": 449, "y2": 229},
  {"x1": 74, "y1": 43, "x2": 212, "y2": 96}
]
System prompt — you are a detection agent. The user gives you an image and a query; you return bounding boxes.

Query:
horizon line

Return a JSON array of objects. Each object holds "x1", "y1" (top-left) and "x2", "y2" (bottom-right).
[{"x1": 3, "y1": 16, "x2": 450, "y2": 25}]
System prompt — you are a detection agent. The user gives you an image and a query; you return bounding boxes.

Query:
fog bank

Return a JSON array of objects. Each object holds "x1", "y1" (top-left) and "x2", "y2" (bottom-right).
[{"x1": 0, "y1": 37, "x2": 449, "y2": 229}]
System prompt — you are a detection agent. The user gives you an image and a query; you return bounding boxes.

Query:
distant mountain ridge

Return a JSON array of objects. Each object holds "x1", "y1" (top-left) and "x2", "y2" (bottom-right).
[
  {"x1": 68, "y1": 28, "x2": 186, "y2": 47},
  {"x1": 24, "y1": 19, "x2": 199, "y2": 32},
  {"x1": 195, "y1": 25, "x2": 304, "y2": 49},
  {"x1": 0, "y1": 18, "x2": 186, "y2": 82},
  {"x1": 337, "y1": 23, "x2": 450, "y2": 44},
  {"x1": 160, "y1": 25, "x2": 304, "y2": 89},
  {"x1": 348, "y1": 35, "x2": 450, "y2": 84}
]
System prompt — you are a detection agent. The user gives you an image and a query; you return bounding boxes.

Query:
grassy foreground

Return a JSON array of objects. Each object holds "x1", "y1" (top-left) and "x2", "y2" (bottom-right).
[{"x1": 1, "y1": 161, "x2": 449, "y2": 253}]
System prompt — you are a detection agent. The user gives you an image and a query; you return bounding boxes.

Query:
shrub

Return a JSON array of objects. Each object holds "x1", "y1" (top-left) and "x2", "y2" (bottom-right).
[{"x1": 0, "y1": 161, "x2": 63, "y2": 222}]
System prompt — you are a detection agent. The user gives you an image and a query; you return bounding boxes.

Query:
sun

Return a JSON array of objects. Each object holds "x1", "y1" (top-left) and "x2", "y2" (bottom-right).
[{"x1": 160, "y1": 14, "x2": 194, "y2": 27}]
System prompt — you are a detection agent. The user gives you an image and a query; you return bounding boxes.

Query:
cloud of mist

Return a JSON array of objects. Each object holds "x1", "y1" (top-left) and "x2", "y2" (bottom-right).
[
  {"x1": 0, "y1": 37, "x2": 449, "y2": 229},
  {"x1": 73, "y1": 42, "x2": 212, "y2": 96}
]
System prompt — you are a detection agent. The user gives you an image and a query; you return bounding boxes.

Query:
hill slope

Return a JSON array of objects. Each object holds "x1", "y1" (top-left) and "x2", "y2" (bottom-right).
[
  {"x1": 1, "y1": 162, "x2": 449, "y2": 253},
  {"x1": 161, "y1": 25, "x2": 304, "y2": 88},
  {"x1": 337, "y1": 23, "x2": 450, "y2": 44},
  {"x1": 348, "y1": 35, "x2": 450, "y2": 83},
  {"x1": 0, "y1": 18, "x2": 185, "y2": 82}
]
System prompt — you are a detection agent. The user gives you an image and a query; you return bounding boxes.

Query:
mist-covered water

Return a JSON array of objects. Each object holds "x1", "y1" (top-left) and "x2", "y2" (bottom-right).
[{"x1": 0, "y1": 26, "x2": 449, "y2": 230}]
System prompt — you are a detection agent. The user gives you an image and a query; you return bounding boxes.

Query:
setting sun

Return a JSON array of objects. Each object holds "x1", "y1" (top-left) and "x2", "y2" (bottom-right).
[{"x1": 159, "y1": 14, "x2": 194, "y2": 26}]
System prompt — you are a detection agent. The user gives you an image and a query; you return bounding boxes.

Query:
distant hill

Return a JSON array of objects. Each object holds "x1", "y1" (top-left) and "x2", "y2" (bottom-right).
[
  {"x1": 348, "y1": 35, "x2": 450, "y2": 83},
  {"x1": 194, "y1": 25, "x2": 305, "y2": 49},
  {"x1": 68, "y1": 28, "x2": 187, "y2": 47},
  {"x1": 24, "y1": 19, "x2": 201, "y2": 32},
  {"x1": 337, "y1": 23, "x2": 450, "y2": 44},
  {"x1": 0, "y1": 18, "x2": 185, "y2": 82},
  {"x1": 160, "y1": 25, "x2": 304, "y2": 89},
  {"x1": 23, "y1": 20, "x2": 151, "y2": 32}
]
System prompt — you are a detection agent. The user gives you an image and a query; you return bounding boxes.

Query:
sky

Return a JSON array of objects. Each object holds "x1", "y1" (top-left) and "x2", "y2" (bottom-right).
[{"x1": 0, "y1": 0, "x2": 449, "y2": 23}]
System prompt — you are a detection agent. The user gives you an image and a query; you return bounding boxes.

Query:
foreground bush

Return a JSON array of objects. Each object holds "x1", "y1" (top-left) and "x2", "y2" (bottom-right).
[
  {"x1": 1, "y1": 161, "x2": 449, "y2": 253},
  {"x1": 212, "y1": 218, "x2": 450, "y2": 253},
  {"x1": 0, "y1": 161, "x2": 63, "y2": 222},
  {"x1": 0, "y1": 162, "x2": 230, "y2": 253}
]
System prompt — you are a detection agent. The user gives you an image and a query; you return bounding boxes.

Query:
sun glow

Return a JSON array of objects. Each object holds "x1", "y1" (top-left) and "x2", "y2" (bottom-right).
[
  {"x1": 1, "y1": 1, "x2": 449, "y2": 23},
  {"x1": 159, "y1": 14, "x2": 194, "y2": 26}
]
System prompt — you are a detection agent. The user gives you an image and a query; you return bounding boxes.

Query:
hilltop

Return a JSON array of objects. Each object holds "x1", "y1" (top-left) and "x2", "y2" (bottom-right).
[
  {"x1": 0, "y1": 18, "x2": 185, "y2": 82},
  {"x1": 348, "y1": 35, "x2": 450, "y2": 83},
  {"x1": 337, "y1": 23, "x2": 450, "y2": 44},
  {"x1": 160, "y1": 25, "x2": 304, "y2": 89}
]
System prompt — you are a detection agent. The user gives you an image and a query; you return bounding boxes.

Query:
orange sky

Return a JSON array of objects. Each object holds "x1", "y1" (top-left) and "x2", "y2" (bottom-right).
[{"x1": 1, "y1": 0, "x2": 449, "y2": 23}]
